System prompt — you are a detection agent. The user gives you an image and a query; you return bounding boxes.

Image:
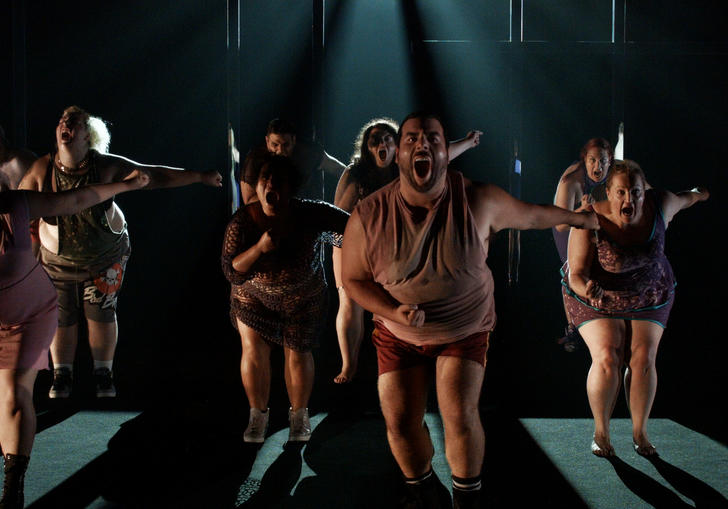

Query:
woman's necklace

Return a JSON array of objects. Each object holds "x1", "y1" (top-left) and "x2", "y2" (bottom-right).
[{"x1": 55, "y1": 152, "x2": 90, "y2": 173}]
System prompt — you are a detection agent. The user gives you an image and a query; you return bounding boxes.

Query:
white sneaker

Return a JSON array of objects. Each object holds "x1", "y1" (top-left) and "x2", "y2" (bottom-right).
[
  {"x1": 244, "y1": 408, "x2": 269, "y2": 443},
  {"x1": 288, "y1": 407, "x2": 311, "y2": 442}
]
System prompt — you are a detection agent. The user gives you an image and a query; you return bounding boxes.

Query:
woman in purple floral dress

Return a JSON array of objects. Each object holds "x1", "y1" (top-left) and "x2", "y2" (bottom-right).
[{"x1": 561, "y1": 160, "x2": 709, "y2": 457}]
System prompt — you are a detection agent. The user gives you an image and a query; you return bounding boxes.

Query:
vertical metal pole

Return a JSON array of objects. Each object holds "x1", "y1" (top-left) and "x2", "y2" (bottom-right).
[
  {"x1": 612, "y1": 0, "x2": 626, "y2": 157},
  {"x1": 10, "y1": 0, "x2": 28, "y2": 148},
  {"x1": 311, "y1": 0, "x2": 325, "y2": 199},
  {"x1": 508, "y1": 141, "x2": 521, "y2": 287},
  {"x1": 226, "y1": 0, "x2": 241, "y2": 213},
  {"x1": 507, "y1": 0, "x2": 523, "y2": 288}
]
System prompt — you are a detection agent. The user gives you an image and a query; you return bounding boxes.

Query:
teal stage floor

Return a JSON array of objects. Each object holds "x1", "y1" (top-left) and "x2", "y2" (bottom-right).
[
  {"x1": 521, "y1": 418, "x2": 728, "y2": 508},
  {"x1": 5, "y1": 411, "x2": 726, "y2": 508}
]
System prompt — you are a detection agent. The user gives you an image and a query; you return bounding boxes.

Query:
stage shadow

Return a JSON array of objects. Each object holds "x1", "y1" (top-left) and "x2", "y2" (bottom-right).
[
  {"x1": 645, "y1": 456, "x2": 728, "y2": 508},
  {"x1": 98, "y1": 393, "x2": 256, "y2": 508},
  {"x1": 233, "y1": 412, "x2": 405, "y2": 508},
  {"x1": 607, "y1": 456, "x2": 693, "y2": 508},
  {"x1": 237, "y1": 441, "x2": 306, "y2": 508}
]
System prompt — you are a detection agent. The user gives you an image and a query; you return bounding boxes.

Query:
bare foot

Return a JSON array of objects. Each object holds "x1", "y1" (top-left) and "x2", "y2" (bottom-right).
[
  {"x1": 334, "y1": 366, "x2": 356, "y2": 384},
  {"x1": 591, "y1": 434, "x2": 615, "y2": 457},
  {"x1": 633, "y1": 434, "x2": 657, "y2": 456}
]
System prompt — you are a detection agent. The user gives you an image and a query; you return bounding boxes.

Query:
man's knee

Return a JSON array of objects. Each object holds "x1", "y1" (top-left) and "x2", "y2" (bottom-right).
[
  {"x1": 382, "y1": 407, "x2": 428, "y2": 439},
  {"x1": 441, "y1": 406, "x2": 481, "y2": 437}
]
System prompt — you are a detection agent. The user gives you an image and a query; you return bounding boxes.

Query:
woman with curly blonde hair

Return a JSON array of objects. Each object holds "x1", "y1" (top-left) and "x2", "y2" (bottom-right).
[{"x1": 19, "y1": 105, "x2": 222, "y2": 400}]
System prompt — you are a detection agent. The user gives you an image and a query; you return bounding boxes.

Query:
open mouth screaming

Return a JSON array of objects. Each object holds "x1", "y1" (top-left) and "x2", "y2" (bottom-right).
[
  {"x1": 621, "y1": 205, "x2": 634, "y2": 218},
  {"x1": 413, "y1": 153, "x2": 432, "y2": 181},
  {"x1": 265, "y1": 191, "x2": 280, "y2": 209},
  {"x1": 378, "y1": 149, "x2": 388, "y2": 164}
]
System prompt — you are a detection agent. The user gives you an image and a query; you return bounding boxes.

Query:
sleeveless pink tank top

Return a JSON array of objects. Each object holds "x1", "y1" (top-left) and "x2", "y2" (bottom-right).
[{"x1": 356, "y1": 170, "x2": 496, "y2": 345}]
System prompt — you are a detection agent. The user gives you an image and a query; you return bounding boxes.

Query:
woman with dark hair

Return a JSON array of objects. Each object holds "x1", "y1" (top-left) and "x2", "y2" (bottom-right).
[
  {"x1": 332, "y1": 118, "x2": 482, "y2": 383},
  {"x1": 553, "y1": 138, "x2": 614, "y2": 351},
  {"x1": 561, "y1": 160, "x2": 708, "y2": 457},
  {"x1": 553, "y1": 137, "x2": 614, "y2": 262},
  {"x1": 19, "y1": 105, "x2": 221, "y2": 400},
  {"x1": 1, "y1": 173, "x2": 149, "y2": 508},
  {"x1": 222, "y1": 154, "x2": 349, "y2": 443}
]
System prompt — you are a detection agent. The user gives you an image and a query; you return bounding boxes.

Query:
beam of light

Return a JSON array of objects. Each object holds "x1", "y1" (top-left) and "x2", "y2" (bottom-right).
[
  {"x1": 320, "y1": 0, "x2": 414, "y2": 162},
  {"x1": 407, "y1": 1, "x2": 512, "y2": 186}
]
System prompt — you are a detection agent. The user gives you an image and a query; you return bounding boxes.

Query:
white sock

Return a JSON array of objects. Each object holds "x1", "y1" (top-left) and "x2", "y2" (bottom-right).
[
  {"x1": 53, "y1": 363, "x2": 73, "y2": 374},
  {"x1": 94, "y1": 360, "x2": 113, "y2": 371}
]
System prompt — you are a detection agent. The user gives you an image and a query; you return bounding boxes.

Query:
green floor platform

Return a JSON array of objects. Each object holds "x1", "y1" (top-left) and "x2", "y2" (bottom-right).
[
  {"x1": 3, "y1": 410, "x2": 140, "y2": 507},
  {"x1": 520, "y1": 418, "x2": 728, "y2": 508}
]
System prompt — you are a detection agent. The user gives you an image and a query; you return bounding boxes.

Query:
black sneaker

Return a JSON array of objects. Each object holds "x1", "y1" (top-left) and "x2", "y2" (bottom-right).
[
  {"x1": 48, "y1": 367, "x2": 72, "y2": 399},
  {"x1": 93, "y1": 367, "x2": 117, "y2": 398}
]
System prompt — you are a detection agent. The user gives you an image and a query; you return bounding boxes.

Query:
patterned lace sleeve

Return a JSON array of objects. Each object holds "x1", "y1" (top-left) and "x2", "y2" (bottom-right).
[
  {"x1": 307, "y1": 199, "x2": 349, "y2": 248},
  {"x1": 221, "y1": 210, "x2": 252, "y2": 285}
]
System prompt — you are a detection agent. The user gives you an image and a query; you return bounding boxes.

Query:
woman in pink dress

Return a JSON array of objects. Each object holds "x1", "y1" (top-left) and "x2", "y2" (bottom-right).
[{"x1": 0, "y1": 173, "x2": 148, "y2": 508}]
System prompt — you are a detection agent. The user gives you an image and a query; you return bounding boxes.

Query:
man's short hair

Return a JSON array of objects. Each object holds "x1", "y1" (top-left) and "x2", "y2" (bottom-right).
[
  {"x1": 397, "y1": 111, "x2": 449, "y2": 148},
  {"x1": 266, "y1": 118, "x2": 297, "y2": 137}
]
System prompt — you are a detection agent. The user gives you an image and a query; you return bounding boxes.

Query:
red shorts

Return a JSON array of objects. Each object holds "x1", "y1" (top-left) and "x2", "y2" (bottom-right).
[{"x1": 372, "y1": 322, "x2": 490, "y2": 375}]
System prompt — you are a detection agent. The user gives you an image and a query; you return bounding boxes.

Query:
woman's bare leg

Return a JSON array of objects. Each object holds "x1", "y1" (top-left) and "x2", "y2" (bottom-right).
[
  {"x1": 238, "y1": 320, "x2": 272, "y2": 410},
  {"x1": 626, "y1": 320, "x2": 663, "y2": 455},
  {"x1": 334, "y1": 287, "x2": 364, "y2": 383},
  {"x1": 284, "y1": 347, "x2": 314, "y2": 410},
  {"x1": 579, "y1": 319, "x2": 627, "y2": 456},
  {"x1": 0, "y1": 369, "x2": 38, "y2": 456}
]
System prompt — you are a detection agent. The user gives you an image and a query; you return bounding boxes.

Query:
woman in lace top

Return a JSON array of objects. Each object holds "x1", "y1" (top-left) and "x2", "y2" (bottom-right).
[
  {"x1": 221, "y1": 154, "x2": 348, "y2": 443},
  {"x1": 562, "y1": 160, "x2": 709, "y2": 457}
]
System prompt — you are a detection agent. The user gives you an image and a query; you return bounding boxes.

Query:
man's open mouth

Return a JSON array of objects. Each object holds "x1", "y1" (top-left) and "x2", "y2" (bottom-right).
[
  {"x1": 265, "y1": 191, "x2": 279, "y2": 207},
  {"x1": 413, "y1": 155, "x2": 431, "y2": 179}
]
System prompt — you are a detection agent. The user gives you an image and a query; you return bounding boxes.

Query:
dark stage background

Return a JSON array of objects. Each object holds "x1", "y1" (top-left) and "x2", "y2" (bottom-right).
[{"x1": 1, "y1": 0, "x2": 726, "y2": 444}]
